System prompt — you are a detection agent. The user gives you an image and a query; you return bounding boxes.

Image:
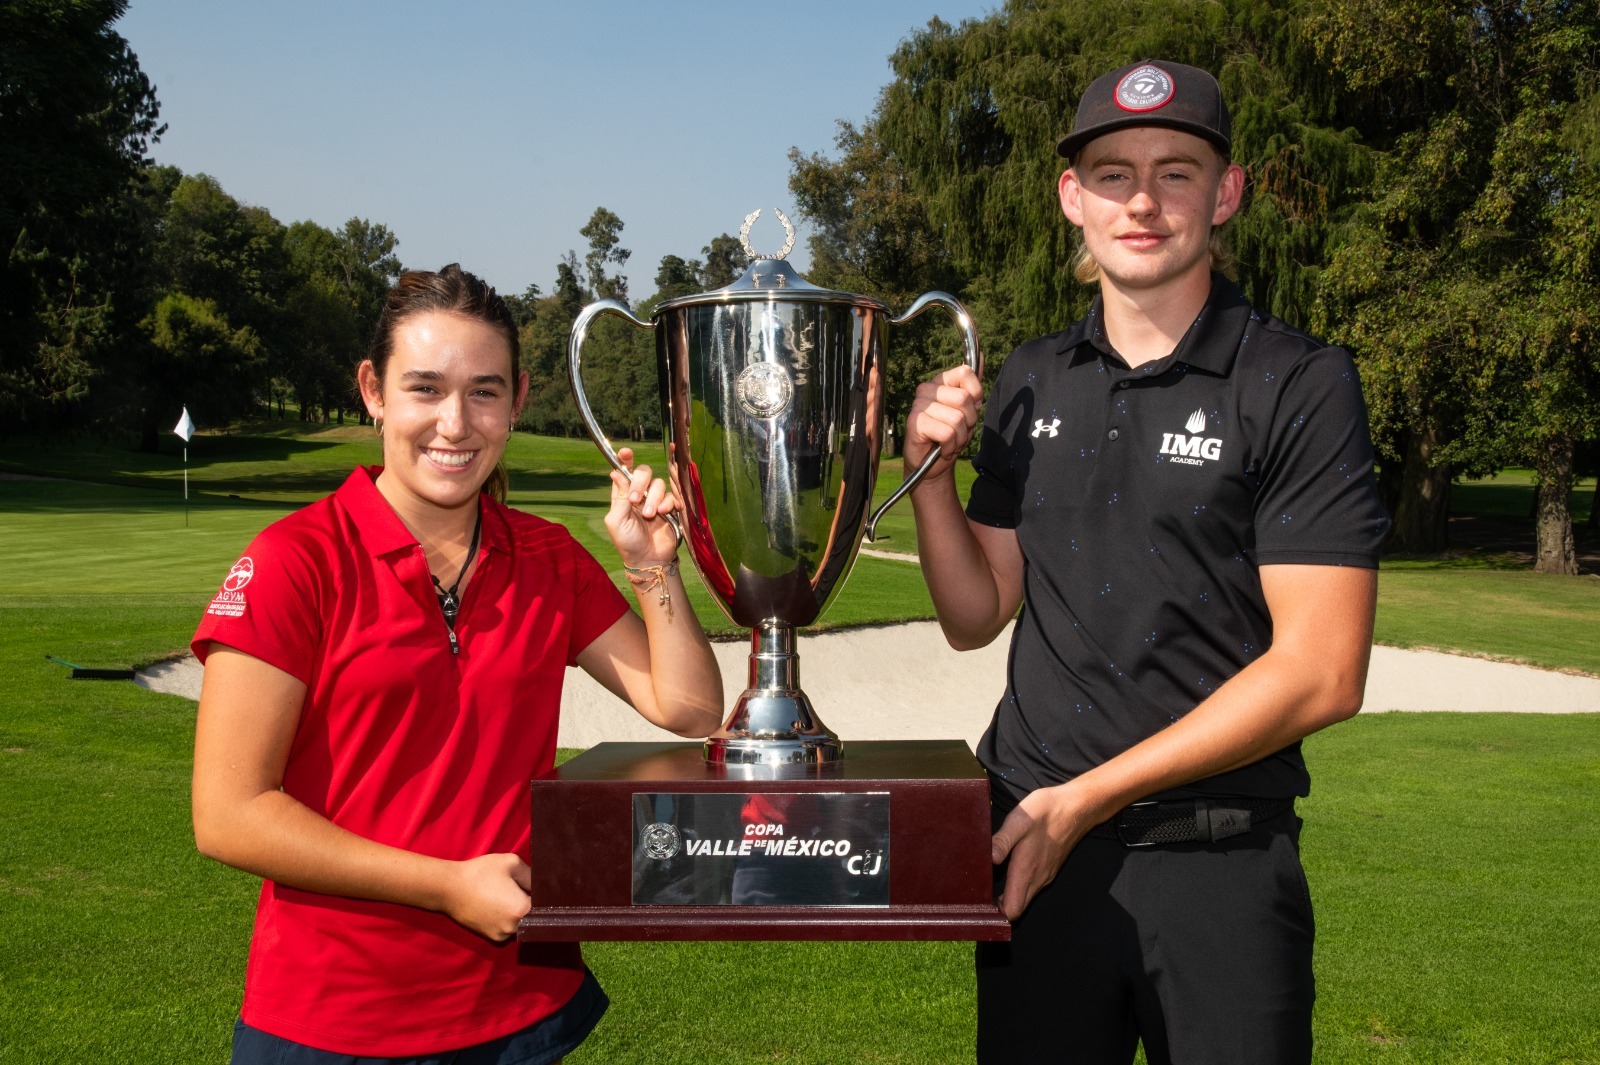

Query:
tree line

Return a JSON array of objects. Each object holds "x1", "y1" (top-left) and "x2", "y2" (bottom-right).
[
  {"x1": 787, "y1": 0, "x2": 1599, "y2": 574},
  {"x1": 0, "y1": 2, "x2": 748, "y2": 453},
  {"x1": 5, "y1": 0, "x2": 1596, "y2": 573},
  {"x1": 2, "y1": 2, "x2": 401, "y2": 448},
  {"x1": 510, "y1": 208, "x2": 749, "y2": 440}
]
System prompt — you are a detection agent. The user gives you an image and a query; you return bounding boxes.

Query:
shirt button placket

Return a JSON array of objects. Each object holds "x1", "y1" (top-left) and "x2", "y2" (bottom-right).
[{"x1": 1108, "y1": 377, "x2": 1130, "y2": 443}]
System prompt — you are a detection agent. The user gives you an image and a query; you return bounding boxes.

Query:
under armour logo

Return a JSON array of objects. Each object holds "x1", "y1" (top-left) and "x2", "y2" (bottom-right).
[{"x1": 1032, "y1": 418, "x2": 1060, "y2": 438}]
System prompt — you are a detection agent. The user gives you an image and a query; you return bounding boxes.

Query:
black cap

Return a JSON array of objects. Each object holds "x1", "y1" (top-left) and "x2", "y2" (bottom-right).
[{"x1": 1056, "y1": 61, "x2": 1231, "y2": 162}]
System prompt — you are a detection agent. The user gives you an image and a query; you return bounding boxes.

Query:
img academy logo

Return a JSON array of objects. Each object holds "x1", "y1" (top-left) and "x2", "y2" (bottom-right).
[
  {"x1": 1160, "y1": 409, "x2": 1223, "y2": 466},
  {"x1": 1116, "y1": 64, "x2": 1175, "y2": 112},
  {"x1": 206, "y1": 555, "x2": 254, "y2": 618}
]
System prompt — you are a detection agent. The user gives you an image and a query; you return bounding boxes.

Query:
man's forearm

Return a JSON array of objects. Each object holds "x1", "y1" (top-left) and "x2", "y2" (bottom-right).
[
  {"x1": 1051, "y1": 565, "x2": 1376, "y2": 822},
  {"x1": 1061, "y1": 641, "x2": 1368, "y2": 824},
  {"x1": 989, "y1": 636, "x2": 1369, "y2": 920}
]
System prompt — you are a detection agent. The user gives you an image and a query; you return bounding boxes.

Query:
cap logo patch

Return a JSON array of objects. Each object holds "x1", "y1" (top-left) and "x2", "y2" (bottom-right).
[{"x1": 1116, "y1": 65, "x2": 1175, "y2": 113}]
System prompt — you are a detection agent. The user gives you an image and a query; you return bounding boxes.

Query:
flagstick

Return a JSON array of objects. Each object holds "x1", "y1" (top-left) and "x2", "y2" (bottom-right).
[{"x1": 173, "y1": 406, "x2": 195, "y2": 527}]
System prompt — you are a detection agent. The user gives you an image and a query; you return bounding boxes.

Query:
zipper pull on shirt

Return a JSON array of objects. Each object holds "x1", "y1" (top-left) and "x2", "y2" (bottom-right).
[{"x1": 447, "y1": 627, "x2": 459, "y2": 655}]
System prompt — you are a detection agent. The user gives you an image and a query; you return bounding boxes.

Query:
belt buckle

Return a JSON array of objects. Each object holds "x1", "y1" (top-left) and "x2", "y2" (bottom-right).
[{"x1": 1113, "y1": 800, "x2": 1165, "y2": 848}]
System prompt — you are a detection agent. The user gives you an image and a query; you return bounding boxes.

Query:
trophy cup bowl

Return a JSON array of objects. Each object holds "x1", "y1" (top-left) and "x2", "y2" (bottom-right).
[{"x1": 569, "y1": 210, "x2": 981, "y2": 766}]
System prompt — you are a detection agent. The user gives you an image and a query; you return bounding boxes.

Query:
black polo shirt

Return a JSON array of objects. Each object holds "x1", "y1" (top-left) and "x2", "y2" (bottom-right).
[{"x1": 967, "y1": 274, "x2": 1388, "y2": 806}]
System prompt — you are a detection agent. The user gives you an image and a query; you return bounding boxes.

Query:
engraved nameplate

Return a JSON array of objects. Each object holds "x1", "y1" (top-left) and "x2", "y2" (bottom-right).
[{"x1": 631, "y1": 792, "x2": 890, "y2": 907}]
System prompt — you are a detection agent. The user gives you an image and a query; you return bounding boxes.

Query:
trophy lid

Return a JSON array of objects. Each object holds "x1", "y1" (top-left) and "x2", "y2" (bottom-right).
[{"x1": 654, "y1": 209, "x2": 889, "y2": 314}]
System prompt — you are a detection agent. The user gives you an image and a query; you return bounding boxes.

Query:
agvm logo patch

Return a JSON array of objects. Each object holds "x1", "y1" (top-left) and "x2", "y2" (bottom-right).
[
  {"x1": 206, "y1": 555, "x2": 254, "y2": 618},
  {"x1": 1160, "y1": 409, "x2": 1223, "y2": 465}
]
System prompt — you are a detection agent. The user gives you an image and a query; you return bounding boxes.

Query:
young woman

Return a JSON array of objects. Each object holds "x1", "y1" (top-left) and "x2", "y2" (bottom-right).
[{"x1": 191, "y1": 264, "x2": 723, "y2": 1063}]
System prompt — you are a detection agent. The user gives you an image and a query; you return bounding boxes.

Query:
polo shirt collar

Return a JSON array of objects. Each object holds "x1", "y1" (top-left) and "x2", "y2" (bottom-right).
[
  {"x1": 1066, "y1": 272, "x2": 1253, "y2": 377},
  {"x1": 335, "y1": 466, "x2": 508, "y2": 558}
]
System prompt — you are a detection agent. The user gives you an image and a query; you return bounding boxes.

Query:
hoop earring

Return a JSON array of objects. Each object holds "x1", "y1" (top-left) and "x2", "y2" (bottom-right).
[{"x1": 375, "y1": 417, "x2": 384, "y2": 437}]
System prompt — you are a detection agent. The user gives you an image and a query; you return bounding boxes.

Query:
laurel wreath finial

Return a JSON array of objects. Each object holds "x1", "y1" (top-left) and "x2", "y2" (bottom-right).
[{"x1": 738, "y1": 208, "x2": 796, "y2": 261}]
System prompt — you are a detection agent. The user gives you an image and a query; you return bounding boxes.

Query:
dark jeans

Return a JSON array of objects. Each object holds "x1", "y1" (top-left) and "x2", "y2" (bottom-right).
[{"x1": 977, "y1": 809, "x2": 1314, "y2": 1065}]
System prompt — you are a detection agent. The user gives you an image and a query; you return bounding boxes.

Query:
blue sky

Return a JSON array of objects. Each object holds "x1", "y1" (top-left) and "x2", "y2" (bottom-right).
[{"x1": 115, "y1": 1, "x2": 997, "y2": 299}]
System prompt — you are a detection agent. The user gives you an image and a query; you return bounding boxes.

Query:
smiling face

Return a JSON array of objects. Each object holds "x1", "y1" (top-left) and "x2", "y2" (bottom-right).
[
  {"x1": 1059, "y1": 125, "x2": 1244, "y2": 295},
  {"x1": 358, "y1": 310, "x2": 527, "y2": 522}
]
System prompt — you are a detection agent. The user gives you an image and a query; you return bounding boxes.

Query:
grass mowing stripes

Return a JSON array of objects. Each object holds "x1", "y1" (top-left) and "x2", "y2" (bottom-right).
[
  {"x1": 0, "y1": 596, "x2": 255, "y2": 1063},
  {"x1": 1302, "y1": 712, "x2": 1600, "y2": 1064},
  {"x1": 0, "y1": 429, "x2": 942, "y2": 637},
  {"x1": 3, "y1": 424, "x2": 1598, "y2": 672},
  {"x1": 574, "y1": 940, "x2": 976, "y2": 1063},
  {"x1": 1374, "y1": 560, "x2": 1600, "y2": 676}
]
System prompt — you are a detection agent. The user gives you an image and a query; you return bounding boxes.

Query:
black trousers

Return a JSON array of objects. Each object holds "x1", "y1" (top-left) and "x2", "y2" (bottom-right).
[{"x1": 976, "y1": 809, "x2": 1315, "y2": 1065}]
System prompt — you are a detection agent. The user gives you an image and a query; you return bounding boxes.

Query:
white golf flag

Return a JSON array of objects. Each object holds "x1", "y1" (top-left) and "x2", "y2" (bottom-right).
[{"x1": 173, "y1": 407, "x2": 195, "y2": 442}]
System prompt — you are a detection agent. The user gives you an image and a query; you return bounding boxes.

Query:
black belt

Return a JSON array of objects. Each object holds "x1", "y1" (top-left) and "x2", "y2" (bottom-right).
[{"x1": 1086, "y1": 798, "x2": 1292, "y2": 847}]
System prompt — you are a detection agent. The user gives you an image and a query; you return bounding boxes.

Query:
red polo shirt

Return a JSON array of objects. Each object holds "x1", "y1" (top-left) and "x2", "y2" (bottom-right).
[{"x1": 193, "y1": 467, "x2": 629, "y2": 1056}]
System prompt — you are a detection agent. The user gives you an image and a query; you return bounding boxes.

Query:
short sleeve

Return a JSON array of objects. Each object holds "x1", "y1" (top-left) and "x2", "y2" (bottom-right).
[
  {"x1": 1253, "y1": 347, "x2": 1389, "y2": 567},
  {"x1": 191, "y1": 524, "x2": 326, "y2": 683},
  {"x1": 966, "y1": 356, "x2": 1026, "y2": 528},
  {"x1": 565, "y1": 541, "x2": 631, "y2": 666}
]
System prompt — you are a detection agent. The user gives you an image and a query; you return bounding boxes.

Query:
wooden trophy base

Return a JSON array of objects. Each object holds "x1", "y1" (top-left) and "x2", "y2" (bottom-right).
[{"x1": 519, "y1": 739, "x2": 1009, "y2": 942}]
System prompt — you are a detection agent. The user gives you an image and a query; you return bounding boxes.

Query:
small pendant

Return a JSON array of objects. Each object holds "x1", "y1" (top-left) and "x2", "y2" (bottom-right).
[{"x1": 438, "y1": 590, "x2": 459, "y2": 621}]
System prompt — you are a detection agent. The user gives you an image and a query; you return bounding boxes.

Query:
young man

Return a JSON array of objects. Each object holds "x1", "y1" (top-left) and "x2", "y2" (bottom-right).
[{"x1": 905, "y1": 61, "x2": 1390, "y2": 1064}]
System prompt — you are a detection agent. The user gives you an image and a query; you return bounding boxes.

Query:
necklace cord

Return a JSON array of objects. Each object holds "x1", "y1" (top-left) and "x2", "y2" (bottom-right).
[{"x1": 432, "y1": 507, "x2": 483, "y2": 629}]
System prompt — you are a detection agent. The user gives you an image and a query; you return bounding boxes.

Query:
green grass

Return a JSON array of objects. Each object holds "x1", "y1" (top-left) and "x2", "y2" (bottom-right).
[
  {"x1": 1452, "y1": 468, "x2": 1595, "y2": 523},
  {"x1": 1303, "y1": 712, "x2": 1600, "y2": 1064},
  {"x1": 1368, "y1": 466, "x2": 1600, "y2": 674},
  {"x1": 573, "y1": 715, "x2": 1600, "y2": 1064},
  {"x1": 8, "y1": 427, "x2": 1597, "y2": 675},
  {"x1": 3, "y1": 628, "x2": 1596, "y2": 1062},
  {"x1": 0, "y1": 425, "x2": 942, "y2": 638},
  {"x1": 1375, "y1": 559, "x2": 1600, "y2": 675},
  {"x1": 2, "y1": 426, "x2": 1598, "y2": 1061},
  {"x1": 569, "y1": 715, "x2": 1600, "y2": 1065},
  {"x1": 0, "y1": 595, "x2": 255, "y2": 1062}
]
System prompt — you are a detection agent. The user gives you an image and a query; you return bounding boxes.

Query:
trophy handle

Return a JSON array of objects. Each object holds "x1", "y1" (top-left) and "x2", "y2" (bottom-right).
[
  {"x1": 865, "y1": 291, "x2": 984, "y2": 542},
  {"x1": 568, "y1": 299, "x2": 683, "y2": 539}
]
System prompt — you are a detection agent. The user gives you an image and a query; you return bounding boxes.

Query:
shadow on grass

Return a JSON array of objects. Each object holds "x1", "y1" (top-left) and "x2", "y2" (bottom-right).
[
  {"x1": 1452, "y1": 478, "x2": 1594, "y2": 523},
  {"x1": 0, "y1": 471, "x2": 619, "y2": 515},
  {"x1": 0, "y1": 482, "x2": 293, "y2": 513},
  {"x1": 1380, "y1": 551, "x2": 1535, "y2": 572},
  {"x1": 1, "y1": 432, "x2": 348, "y2": 472}
]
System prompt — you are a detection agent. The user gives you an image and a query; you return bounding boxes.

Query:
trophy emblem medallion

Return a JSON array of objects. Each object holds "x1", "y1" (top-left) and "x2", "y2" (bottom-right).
[{"x1": 735, "y1": 362, "x2": 793, "y2": 419}]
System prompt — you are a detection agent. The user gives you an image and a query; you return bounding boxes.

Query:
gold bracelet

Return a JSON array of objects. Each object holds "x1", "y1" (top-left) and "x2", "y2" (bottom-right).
[{"x1": 623, "y1": 558, "x2": 679, "y2": 618}]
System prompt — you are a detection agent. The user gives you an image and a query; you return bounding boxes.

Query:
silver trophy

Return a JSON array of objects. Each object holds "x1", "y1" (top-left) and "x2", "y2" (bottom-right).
[{"x1": 570, "y1": 209, "x2": 981, "y2": 766}]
